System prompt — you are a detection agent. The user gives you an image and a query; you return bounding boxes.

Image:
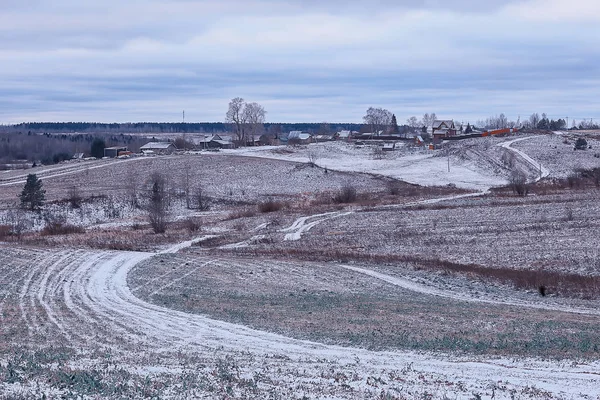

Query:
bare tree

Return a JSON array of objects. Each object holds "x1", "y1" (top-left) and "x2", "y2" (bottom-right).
[
  {"x1": 67, "y1": 186, "x2": 82, "y2": 209},
  {"x1": 226, "y1": 98, "x2": 267, "y2": 146},
  {"x1": 308, "y1": 147, "x2": 321, "y2": 166},
  {"x1": 226, "y1": 97, "x2": 247, "y2": 145},
  {"x1": 126, "y1": 168, "x2": 140, "y2": 208},
  {"x1": 243, "y1": 102, "x2": 266, "y2": 145},
  {"x1": 5, "y1": 209, "x2": 32, "y2": 239},
  {"x1": 192, "y1": 186, "x2": 210, "y2": 210},
  {"x1": 407, "y1": 116, "x2": 420, "y2": 131},
  {"x1": 510, "y1": 168, "x2": 528, "y2": 196},
  {"x1": 422, "y1": 113, "x2": 437, "y2": 130},
  {"x1": 363, "y1": 107, "x2": 393, "y2": 135},
  {"x1": 181, "y1": 163, "x2": 192, "y2": 209},
  {"x1": 529, "y1": 113, "x2": 540, "y2": 129},
  {"x1": 146, "y1": 172, "x2": 169, "y2": 233}
]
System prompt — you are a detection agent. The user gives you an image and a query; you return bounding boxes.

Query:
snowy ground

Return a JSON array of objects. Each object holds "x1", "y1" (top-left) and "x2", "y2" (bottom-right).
[
  {"x1": 512, "y1": 132, "x2": 600, "y2": 179},
  {"x1": 2, "y1": 134, "x2": 600, "y2": 398},
  {"x1": 221, "y1": 139, "x2": 521, "y2": 190},
  {"x1": 3, "y1": 244, "x2": 600, "y2": 399}
]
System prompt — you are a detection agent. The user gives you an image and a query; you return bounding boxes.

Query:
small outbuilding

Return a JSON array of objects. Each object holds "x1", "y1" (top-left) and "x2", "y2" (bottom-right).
[
  {"x1": 287, "y1": 131, "x2": 312, "y2": 145},
  {"x1": 104, "y1": 146, "x2": 128, "y2": 158},
  {"x1": 140, "y1": 142, "x2": 177, "y2": 155}
]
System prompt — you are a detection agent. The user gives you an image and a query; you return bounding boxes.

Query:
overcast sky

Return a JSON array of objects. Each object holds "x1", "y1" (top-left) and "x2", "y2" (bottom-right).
[{"x1": 1, "y1": 0, "x2": 599, "y2": 124}]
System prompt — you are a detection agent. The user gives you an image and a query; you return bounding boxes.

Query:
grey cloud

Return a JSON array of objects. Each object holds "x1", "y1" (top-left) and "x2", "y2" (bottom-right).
[{"x1": 0, "y1": 0, "x2": 598, "y2": 123}]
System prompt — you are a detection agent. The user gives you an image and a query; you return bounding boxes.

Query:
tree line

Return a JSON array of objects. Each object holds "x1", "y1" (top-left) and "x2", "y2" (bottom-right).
[{"x1": 0, "y1": 131, "x2": 149, "y2": 165}]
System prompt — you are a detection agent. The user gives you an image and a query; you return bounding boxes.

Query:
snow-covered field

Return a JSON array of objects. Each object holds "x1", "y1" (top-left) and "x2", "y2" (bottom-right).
[
  {"x1": 513, "y1": 132, "x2": 600, "y2": 179},
  {"x1": 222, "y1": 136, "x2": 555, "y2": 191},
  {"x1": 2, "y1": 133, "x2": 600, "y2": 398},
  {"x1": 3, "y1": 244, "x2": 600, "y2": 399},
  {"x1": 224, "y1": 141, "x2": 508, "y2": 190}
]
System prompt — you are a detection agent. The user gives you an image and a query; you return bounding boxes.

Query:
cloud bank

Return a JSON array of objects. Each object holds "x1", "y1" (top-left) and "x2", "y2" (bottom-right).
[{"x1": 1, "y1": 0, "x2": 598, "y2": 124}]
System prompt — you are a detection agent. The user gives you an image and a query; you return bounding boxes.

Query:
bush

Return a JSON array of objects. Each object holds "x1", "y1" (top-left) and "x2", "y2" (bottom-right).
[
  {"x1": 68, "y1": 186, "x2": 83, "y2": 208},
  {"x1": 184, "y1": 217, "x2": 202, "y2": 233},
  {"x1": 567, "y1": 172, "x2": 584, "y2": 189},
  {"x1": 333, "y1": 184, "x2": 358, "y2": 203},
  {"x1": 574, "y1": 137, "x2": 588, "y2": 150},
  {"x1": 509, "y1": 170, "x2": 528, "y2": 196},
  {"x1": 225, "y1": 208, "x2": 257, "y2": 220},
  {"x1": 387, "y1": 181, "x2": 402, "y2": 195},
  {"x1": 41, "y1": 211, "x2": 84, "y2": 235},
  {"x1": 0, "y1": 225, "x2": 11, "y2": 239},
  {"x1": 258, "y1": 199, "x2": 284, "y2": 213},
  {"x1": 52, "y1": 152, "x2": 71, "y2": 164},
  {"x1": 41, "y1": 222, "x2": 85, "y2": 236}
]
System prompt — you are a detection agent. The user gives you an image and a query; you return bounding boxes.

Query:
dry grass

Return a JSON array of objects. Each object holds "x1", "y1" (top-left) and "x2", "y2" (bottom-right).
[
  {"x1": 257, "y1": 199, "x2": 286, "y2": 213},
  {"x1": 40, "y1": 222, "x2": 85, "y2": 236},
  {"x1": 240, "y1": 247, "x2": 600, "y2": 300},
  {"x1": 225, "y1": 207, "x2": 258, "y2": 220}
]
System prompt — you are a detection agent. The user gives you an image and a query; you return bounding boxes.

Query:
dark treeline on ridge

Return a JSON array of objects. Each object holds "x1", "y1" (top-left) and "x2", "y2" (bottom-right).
[{"x1": 0, "y1": 122, "x2": 362, "y2": 134}]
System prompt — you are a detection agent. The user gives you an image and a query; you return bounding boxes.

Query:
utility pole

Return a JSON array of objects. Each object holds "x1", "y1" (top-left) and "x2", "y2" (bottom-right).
[
  {"x1": 183, "y1": 110, "x2": 185, "y2": 123},
  {"x1": 566, "y1": 116, "x2": 568, "y2": 131}
]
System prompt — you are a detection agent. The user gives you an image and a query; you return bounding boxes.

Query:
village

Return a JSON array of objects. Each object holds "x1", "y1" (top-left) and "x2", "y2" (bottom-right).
[{"x1": 92, "y1": 120, "x2": 521, "y2": 160}]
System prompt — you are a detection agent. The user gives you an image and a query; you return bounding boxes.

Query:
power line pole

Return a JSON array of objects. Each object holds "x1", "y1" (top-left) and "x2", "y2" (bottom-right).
[{"x1": 183, "y1": 110, "x2": 185, "y2": 123}]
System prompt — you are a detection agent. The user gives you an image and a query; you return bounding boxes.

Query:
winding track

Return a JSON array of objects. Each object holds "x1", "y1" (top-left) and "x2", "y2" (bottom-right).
[
  {"x1": 499, "y1": 136, "x2": 550, "y2": 181},
  {"x1": 5, "y1": 242, "x2": 600, "y2": 398}
]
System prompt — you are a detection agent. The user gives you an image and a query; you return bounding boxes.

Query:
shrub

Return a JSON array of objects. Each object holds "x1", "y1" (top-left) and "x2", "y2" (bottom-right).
[
  {"x1": 192, "y1": 187, "x2": 210, "y2": 211},
  {"x1": 258, "y1": 199, "x2": 284, "y2": 213},
  {"x1": 67, "y1": 186, "x2": 83, "y2": 208},
  {"x1": 146, "y1": 172, "x2": 169, "y2": 234},
  {"x1": 184, "y1": 217, "x2": 202, "y2": 233},
  {"x1": 387, "y1": 181, "x2": 402, "y2": 195},
  {"x1": 225, "y1": 208, "x2": 257, "y2": 220},
  {"x1": 0, "y1": 225, "x2": 11, "y2": 239},
  {"x1": 574, "y1": 137, "x2": 588, "y2": 150},
  {"x1": 567, "y1": 172, "x2": 584, "y2": 189},
  {"x1": 41, "y1": 222, "x2": 85, "y2": 236},
  {"x1": 509, "y1": 170, "x2": 528, "y2": 196},
  {"x1": 333, "y1": 184, "x2": 358, "y2": 203},
  {"x1": 594, "y1": 168, "x2": 600, "y2": 186}
]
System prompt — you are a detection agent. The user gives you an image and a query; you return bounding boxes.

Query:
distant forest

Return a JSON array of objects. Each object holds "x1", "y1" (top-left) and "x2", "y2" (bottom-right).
[
  {"x1": 0, "y1": 131, "x2": 150, "y2": 165},
  {"x1": 0, "y1": 122, "x2": 362, "y2": 166},
  {"x1": 0, "y1": 122, "x2": 362, "y2": 135}
]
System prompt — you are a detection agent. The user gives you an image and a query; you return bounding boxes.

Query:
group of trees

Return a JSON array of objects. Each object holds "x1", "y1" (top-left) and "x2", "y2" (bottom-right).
[
  {"x1": 362, "y1": 109, "x2": 441, "y2": 135},
  {"x1": 360, "y1": 109, "x2": 598, "y2": 134},
  {"x1": 521, "y1": 113, "x2": 566, "y2": 130},
  {"x1": 12, "y1": 170, "x2": 208, "y2": 235},
  {"x1": 363, "y1": 107, "x2": 395, "y2": 134},
  {"x1": 0, "y1": 131, "x2": 147, "y2": 165},
  {"x1": 225, "y1": 97, "x2": 267, "y2": 145}
]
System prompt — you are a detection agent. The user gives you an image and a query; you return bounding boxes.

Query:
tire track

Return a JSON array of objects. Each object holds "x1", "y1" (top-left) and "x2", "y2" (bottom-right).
[{"x1": 3, "y1": 244, "x2": 600, "y2": 397}]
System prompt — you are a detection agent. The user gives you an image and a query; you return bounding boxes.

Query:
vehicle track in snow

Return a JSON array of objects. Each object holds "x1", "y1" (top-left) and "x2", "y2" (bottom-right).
[
  {"x1": 3, "y1": 242, "x2": 600, "y2": 398},
  {"x1": 499, "y1": 136, "x2": 550, "y2": 181}
]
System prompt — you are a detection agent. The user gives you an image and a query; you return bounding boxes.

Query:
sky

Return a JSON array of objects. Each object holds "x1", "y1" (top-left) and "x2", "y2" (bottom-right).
[{"x1": 1, "y1": 0, "x2": 599, "y2": 125}]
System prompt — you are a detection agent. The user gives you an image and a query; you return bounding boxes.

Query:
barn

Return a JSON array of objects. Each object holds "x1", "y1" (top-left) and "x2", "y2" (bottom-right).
[
  {"x1": 104, "y1": 146, "x2": 128, "y2": 158},
  {"x1": 140, "y1": 142, "x2": 177, "y2": 155}
]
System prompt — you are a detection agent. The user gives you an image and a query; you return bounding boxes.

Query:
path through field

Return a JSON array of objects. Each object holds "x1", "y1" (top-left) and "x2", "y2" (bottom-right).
[
  {"x1": 498, "y1": 137, "x2": 550, "y2": 181},
  {"x1": 3, "y1": 241, "x2": 600, "y2": 399}
]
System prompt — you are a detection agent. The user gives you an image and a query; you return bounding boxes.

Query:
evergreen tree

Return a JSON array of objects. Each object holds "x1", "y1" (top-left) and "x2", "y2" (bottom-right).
[
  {"x1": 465, "y1": 123, "x2": 473, "y2": 134},
  {"x1": 90, "y1": 138, "x2": 106, "y2": 158},
  {"x1": 390, "y1": 114, "x2": 400, "y2": 135},
  {"x1": 19, "y1": 174, "x2": 45, "y2": 211}
]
